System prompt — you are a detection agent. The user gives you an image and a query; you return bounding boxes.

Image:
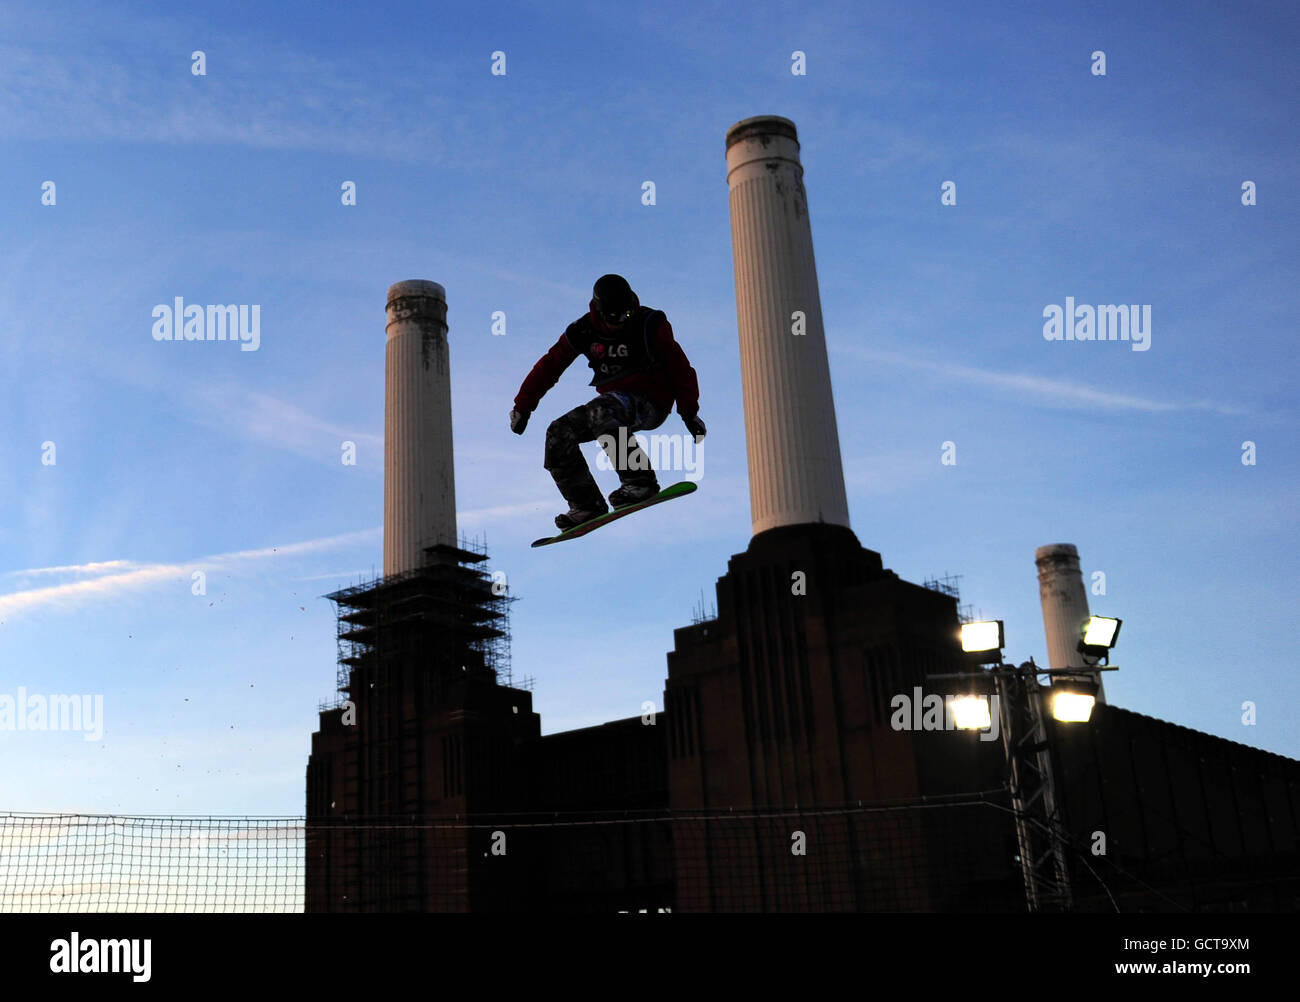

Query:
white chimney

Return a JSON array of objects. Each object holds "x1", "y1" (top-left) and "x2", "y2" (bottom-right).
[
  {"x1": 1035, "y1": 543, "x2": 1106, "y2": 703},
  {"x1": 384, "y1": 280, "x2": 456, "y2": 576},
  {"x1": 725, "y1": 115, "x2": 851, "y2": 538}
]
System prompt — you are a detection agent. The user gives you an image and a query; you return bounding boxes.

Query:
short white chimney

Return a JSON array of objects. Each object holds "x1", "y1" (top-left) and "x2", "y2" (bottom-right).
[{"x1": 1035, "y1": 543, "x2": 1106, "y2": 703}]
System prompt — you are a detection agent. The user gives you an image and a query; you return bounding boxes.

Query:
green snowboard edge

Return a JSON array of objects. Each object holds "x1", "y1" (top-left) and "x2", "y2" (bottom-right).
[{"x1": 531, "y1": 481, "x2": 698, "y2": 548}]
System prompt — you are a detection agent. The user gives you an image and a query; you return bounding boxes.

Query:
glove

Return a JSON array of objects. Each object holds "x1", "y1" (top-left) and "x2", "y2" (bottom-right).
[
  {"x1": 683, "y1": 413, "x2": 706, "y2": 443},
  {"x1": 509, "y1": 409, "x2": 530, "y2": 435}
]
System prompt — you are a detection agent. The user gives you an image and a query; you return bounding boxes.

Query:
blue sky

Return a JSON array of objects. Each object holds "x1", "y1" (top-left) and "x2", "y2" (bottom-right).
[{"x1": 0, "y1": 0, "x2": 1295, "y2": 815}]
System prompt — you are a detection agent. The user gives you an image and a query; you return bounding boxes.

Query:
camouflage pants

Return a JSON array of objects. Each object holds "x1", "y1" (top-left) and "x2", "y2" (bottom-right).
[{"x1": 544, "y1": 391, "x2": 668, "y2": 510}]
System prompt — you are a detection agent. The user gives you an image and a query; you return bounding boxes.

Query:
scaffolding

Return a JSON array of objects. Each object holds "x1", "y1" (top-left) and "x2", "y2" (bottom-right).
[
  {"x1": 325, "y1": 538, "x2": 516, "y2": 705},
  {"x1": 689, "y1": 588, "x2": 718, "y2": 625},
  {"x1": 923, "y1": 572, "x2": 975, "y2": 623}
]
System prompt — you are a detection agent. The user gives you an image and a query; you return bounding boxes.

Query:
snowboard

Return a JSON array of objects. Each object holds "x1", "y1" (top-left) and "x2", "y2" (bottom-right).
[{"x1": 531, "y1": 481, "x2": 698, "y2": 548}]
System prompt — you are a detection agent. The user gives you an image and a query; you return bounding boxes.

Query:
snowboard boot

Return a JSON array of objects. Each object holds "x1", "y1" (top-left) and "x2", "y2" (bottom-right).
[
  {"x1": 555, "y1": 502, "x2": 608, "y2": 531},
  {"x1": 608, "y1": 481, "x2": 660, "y2": 509}
]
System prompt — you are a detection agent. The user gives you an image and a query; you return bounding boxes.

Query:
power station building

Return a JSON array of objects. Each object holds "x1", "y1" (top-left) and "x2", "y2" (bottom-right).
[{"x1": 305, "y1": 117, "x2": 1300, "y2": 913}]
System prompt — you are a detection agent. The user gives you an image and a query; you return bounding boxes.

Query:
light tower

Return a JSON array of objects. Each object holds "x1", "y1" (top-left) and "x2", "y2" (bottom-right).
[
  {"x1": 725, "y1": 115, "x2": 851, "y2": 538},
  {"x1": 383, "y1": 280, "x2": 456, "y2": 576}
]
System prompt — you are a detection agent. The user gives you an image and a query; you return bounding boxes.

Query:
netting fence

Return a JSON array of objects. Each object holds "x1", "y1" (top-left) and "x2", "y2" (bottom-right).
[
  {"x1": 2, "y1": 799, "x2": 1283, "y2": 912},
  {"x1": 0, "y1": 798, "x2": 1017, "y2": 912},
  {"x1": 0, "y1": 815, "x2": 302, "y2": 912}
]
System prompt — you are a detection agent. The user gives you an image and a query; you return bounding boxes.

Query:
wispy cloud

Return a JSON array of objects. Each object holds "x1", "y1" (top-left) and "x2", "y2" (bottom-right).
[
  {"x1": 0, "y1": 27, "x2": 466, "y2": 163},
  {"x1": 184, "y1": 386, "x2": 382, "y2": 468},
  {"x1": 197, "y1": 528, "x2": 380, "y2": 565},
  {"x1": 0, "y1": 6, "x2": 576, "y2": 178},
  {"x1": 0, "y1": 528, "x2": 380, "y2": 619},
  {"x1": 0, "y1": 562, "x2": 192, "y2": 619},
  {"x1": 458, "y1": 500, "x2": 554, "y2": 523},
  {"x1": 0, "y1": 512, "x2": 606, "y2": 617},
  {"x1": 841, "y1": 346, "x2": 1246, "y2": 416},
  {"x1": 3, "y1": 560, "x2": 133, "y2": 579}
]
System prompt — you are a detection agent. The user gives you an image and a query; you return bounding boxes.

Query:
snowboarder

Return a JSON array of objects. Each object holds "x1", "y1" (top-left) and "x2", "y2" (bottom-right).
[{"x1": 509, "y1": 274, "x2": 706, "y2": 530}]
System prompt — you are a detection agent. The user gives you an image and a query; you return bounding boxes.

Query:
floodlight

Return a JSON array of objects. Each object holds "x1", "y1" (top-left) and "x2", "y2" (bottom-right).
[
  {"x1": 951, "y1": 694, "x2": 992, "y2": 731},
  {"x1": 1082, "y1": 616, "x2": 1121, "y2": 648},
  {"x1": 960, "y1": 620, "x2": 1004, "y2": 661},
  {"x1": 1050, "y1": 677, "x2": 1100, "y2": 723},
  {"x1": 1078, "y1": 616, "x2": 1122, "y2": 661}
]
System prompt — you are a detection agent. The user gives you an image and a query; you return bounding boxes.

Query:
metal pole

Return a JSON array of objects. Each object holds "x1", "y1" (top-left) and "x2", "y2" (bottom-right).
[{"x1": 998, "y1": 662, "x2": 1074, "y2": 911}]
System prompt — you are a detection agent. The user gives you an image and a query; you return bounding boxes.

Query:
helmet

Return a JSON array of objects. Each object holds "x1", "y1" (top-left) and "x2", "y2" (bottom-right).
[{"x1": 593, "y1": 274, "x2": 636, "y2": 327}]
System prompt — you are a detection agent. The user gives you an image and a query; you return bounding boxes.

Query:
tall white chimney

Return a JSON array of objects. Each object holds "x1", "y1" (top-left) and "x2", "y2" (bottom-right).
[
  {"x1": 1035, "y1": 543, "x2": 1106, "y2": 703},
  {"x1": 725, "y1": 115, "x2": 851, "y2": 537},
  {"x1": 384, "y1": 280, "x2": 456, "y2": 576}
]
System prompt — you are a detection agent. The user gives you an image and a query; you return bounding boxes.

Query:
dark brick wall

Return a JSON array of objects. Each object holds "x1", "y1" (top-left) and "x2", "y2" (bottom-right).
[{"x1": 307, "y1": 527, "x2": 1300, "y2": 912}]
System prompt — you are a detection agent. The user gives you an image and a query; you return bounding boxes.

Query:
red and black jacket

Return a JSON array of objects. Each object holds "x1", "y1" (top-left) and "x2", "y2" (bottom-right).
[{"x1": 513, "y1": 294, "x2": 700, "y2": 418}]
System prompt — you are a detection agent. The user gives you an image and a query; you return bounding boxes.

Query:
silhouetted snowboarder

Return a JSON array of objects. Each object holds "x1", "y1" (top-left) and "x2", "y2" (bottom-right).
[{"x1": 510, "y1": 274, "x2": 706, "y2": 530}]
